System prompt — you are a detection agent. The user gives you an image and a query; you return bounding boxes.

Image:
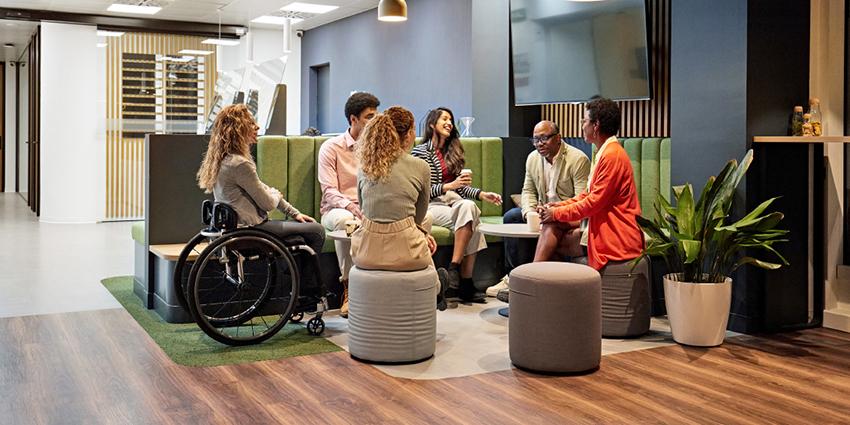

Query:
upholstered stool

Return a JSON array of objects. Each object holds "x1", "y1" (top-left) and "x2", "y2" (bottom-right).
[
  {"x1": 599, "y1": 258, "x2": 650, "y2": 338},
  {"x1": 347, "y1": 265, "x2": 438, "y2": 364},
  {"x1": 509, "y1": 262, "x2": 601, "y2": 374}
]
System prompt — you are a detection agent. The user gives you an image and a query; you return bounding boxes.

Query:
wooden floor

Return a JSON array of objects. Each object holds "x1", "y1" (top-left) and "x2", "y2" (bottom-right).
[{"x1": 1, "y1": 309, "x2": 849, "y2": 425}]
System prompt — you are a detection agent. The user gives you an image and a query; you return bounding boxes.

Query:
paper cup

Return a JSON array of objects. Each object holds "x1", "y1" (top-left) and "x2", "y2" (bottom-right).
[
  {"x1": 526, "y1": 212, "x2": 541, "y2": 232},
  {"x1": 461, "y1": 168, "x2": 473, "y2": 177}
]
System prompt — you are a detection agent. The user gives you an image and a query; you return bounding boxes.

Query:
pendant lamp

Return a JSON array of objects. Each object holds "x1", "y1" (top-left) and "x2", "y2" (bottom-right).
[{"x1": 378, "y1": 0, "x2": 407, "y2": 22}]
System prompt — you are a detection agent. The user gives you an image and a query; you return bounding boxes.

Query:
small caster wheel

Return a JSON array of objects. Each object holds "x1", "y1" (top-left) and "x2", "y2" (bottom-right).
[
  {"x1": 290, "y1": 312, "x2": 303, "y2": 323},
  {"x1": 307, "y1": 317, "x2": 325, "y2": 336}
]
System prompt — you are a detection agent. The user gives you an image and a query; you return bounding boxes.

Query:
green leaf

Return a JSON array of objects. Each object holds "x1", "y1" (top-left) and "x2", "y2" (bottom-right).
[
  {"x1": 675, "y1": 184, "x2": 696, "y2": 236},
  {"x1": 734, "y1": 257, "x2": 783, "y2": 271},
  {"x1": 679, "y1": 240, "x2": 701, "y2": 263}
]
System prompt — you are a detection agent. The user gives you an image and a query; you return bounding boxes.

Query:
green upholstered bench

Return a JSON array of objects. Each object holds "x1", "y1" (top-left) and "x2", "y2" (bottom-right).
[
  {"x1": 591, "y1": 137, "x2": 672, "y2": 219},
  {"x1": 256, "y1": 136, "x2": 505, "y2": 250}
]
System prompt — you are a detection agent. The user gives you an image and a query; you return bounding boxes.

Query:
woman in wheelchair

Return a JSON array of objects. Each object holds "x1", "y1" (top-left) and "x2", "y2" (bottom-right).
[
  {"x1": 183, "y1": 103, "x2": 326, "y2": 345},
  {"x1": 351, "y1": 106, "x2": 447, "y2": 310},
  {"x1": 197, "y1": 104, "x2": 325, "y2": 251}
]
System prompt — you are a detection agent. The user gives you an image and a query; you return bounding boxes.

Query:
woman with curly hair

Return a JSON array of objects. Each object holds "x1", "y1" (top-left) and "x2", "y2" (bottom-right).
[
  {"x1": 411, "y1": 107, "x2": 502, "y2": 303},
  {"x1": 197, "y1": 103, "x2": 325, "y2": 256},
  {"x1": 351, "y1": 106, "x2": 446, "y2": 310}
]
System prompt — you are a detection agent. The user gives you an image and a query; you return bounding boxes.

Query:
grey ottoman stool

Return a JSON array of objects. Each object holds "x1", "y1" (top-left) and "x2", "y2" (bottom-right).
[
  {"x1": 599, "y1": 258, "x2": 650, "y2": 338},
  {"x1": 348, "y1": 265, "x2": 437, "y2": 364},
  {"x1": 509, "y1": 262, "x2": 601, "y2": 374}
]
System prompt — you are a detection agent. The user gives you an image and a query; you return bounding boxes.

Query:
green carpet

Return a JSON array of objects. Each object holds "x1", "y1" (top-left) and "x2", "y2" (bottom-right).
[{"x1": 101, "y1": 276, "x2": 342, "y2": 367}]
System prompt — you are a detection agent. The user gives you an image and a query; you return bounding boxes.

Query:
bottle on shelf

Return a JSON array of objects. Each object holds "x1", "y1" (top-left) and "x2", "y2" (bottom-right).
[
  {"x1": 790, "y1": 106, "x2": 804, "y2": 136},
  {"x1": 808, "y1": 97, "x2": 823, "y2": 136},
  {"x1": 802, "y1": 113, "x2": 813, "y2": 137}
]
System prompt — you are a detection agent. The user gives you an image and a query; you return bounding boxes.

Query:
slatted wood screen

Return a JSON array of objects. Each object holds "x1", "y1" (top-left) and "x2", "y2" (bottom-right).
[
  {"x1": 542, "y1": 0, "x2": 670, "y2": 138},
  {"x1": 105, "y1": 33, "x2": 217, "y2": 220}
]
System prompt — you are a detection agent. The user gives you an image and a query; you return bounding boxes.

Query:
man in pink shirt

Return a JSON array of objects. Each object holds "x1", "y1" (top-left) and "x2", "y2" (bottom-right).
[{"x1": 318, "y1": 92, "x2": 380, "y2": 317}]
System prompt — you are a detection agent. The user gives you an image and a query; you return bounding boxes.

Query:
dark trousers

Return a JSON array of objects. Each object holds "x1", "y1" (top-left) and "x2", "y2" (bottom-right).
[
  {"x1": 503, "y1": 207, "x2": 537, "y2": 272},
  {"x1": 256, "y1": 220, "x2": 327, "y2": 289}
]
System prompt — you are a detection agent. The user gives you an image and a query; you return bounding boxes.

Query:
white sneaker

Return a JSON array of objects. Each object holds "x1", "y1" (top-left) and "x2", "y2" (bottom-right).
[{"x1": 486, "y1": 275, "x2": 509, "y2": 297}]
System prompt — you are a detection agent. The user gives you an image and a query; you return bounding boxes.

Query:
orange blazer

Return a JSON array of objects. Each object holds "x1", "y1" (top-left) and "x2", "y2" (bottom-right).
[{"x1": 551, "y1": 140, "x2": 644, "y2": 270}]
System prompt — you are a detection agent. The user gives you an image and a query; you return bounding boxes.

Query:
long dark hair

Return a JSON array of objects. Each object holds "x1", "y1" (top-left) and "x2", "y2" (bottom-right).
[{"x1": 421, "y1": 107, "x2": 464, "y2": 175}]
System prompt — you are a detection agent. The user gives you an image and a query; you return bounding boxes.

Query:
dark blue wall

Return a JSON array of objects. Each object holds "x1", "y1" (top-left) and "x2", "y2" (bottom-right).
[
  {"x1": 301, "y1": 0, "x2": 472, "y2": 133},
  {"x1": 670, "y1": 0, "x2": 748, "y2": 194}
]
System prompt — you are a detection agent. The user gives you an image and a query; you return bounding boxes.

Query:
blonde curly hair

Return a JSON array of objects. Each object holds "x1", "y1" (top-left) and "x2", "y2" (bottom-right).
[
  {"x1": 197, "y1": 104, "x2": 257, "y2": 192},
  {"x1": 357, "y1": 106, "x2": 414, "y2": 182}
]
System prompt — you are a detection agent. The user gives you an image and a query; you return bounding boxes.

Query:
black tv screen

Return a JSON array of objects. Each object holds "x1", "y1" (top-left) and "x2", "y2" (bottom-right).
[{"x1": 510, "y1": 0, "x2": 650, "y2": 105}]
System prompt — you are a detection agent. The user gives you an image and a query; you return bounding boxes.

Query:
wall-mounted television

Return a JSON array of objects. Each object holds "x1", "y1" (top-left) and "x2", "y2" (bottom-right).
[{"x1": 510, "y1": 0, "x2": 650, "y2": 105}]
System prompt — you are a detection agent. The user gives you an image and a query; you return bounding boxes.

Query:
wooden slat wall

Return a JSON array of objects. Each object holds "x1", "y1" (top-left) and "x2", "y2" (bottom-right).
[
  {"x1": 542, "y1": 0, "x2": 670, "y2": 138},
  {"x1": 105, "y1": 33, "x2": 216, "y2": 220}
]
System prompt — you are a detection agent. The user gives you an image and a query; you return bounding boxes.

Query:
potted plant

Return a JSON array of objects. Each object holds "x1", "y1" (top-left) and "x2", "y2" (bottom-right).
[{"x1": 634, "y1": 149, "x2": 788, "y2": 346}]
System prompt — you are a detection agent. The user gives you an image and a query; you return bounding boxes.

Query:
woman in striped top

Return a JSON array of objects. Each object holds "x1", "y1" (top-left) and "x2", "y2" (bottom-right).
[{"x1": 411, "y1": 107, "x2": 502, "y2": 303}]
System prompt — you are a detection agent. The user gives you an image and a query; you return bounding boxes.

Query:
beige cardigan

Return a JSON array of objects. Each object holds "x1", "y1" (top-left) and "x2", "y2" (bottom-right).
[{"x1": 520, "y1": 142, "x2": 591, "y2": 218}]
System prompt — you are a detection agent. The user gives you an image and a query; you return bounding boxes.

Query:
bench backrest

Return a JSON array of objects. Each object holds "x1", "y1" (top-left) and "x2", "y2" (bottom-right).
[
  {"x1": 257, "y1": 136, "x2": 504, "y2": 219},
  {"x1": 590, "y1": 137, "x2": 672, "y2": 220}
]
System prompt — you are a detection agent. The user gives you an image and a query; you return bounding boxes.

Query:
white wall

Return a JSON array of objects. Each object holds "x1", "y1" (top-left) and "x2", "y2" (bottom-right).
[
  {"x1": 39, "y1": 22, "x2": 104, "y2": 223},
  {"x1": 3, "y1": 62, "x2": 15, "y2": 192},
  {"x1": 217, "y1": 27, "x2": 302, "y2": 135}
]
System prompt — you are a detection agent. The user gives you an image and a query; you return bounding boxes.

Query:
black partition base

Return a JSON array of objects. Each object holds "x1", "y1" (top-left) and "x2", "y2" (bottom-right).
[{"x1": 736, "y1": 143, "x2": 824, "y2": 333}]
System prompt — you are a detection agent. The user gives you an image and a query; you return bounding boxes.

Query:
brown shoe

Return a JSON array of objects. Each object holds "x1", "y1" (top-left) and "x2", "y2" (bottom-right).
[{"x1": 340, "y1": 278, "x2": 349, "y2": 318}]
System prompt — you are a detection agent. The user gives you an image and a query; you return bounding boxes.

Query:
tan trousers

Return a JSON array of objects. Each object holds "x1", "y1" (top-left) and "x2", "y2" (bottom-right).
[
  {"x1": 428, "y1": 199, "x2": 487, "y2": 256},
  {"x1": 351, "y1": 217, "x2": 433, "y2": 272}
]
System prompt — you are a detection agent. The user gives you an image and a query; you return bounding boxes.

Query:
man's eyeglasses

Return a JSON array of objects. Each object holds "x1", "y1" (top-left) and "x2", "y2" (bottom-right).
[{"x1": 531, "y1": 133, "x2": 559, "y2": 146}]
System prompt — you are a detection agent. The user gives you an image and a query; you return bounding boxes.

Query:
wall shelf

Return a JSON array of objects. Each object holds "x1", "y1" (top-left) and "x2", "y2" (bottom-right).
[{"x1": 754, "y1": 136, "x2": 850, "y2": 143}]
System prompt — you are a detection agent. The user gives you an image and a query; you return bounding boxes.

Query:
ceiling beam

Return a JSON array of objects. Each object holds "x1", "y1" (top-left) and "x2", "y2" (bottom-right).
[{"x1": 0, "y1": 8, "x2": 245, "y2": 39}]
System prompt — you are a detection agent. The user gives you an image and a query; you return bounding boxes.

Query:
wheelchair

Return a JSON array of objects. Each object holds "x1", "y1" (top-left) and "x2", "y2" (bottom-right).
[{"x1": 173, "y1": 200, "x2": 330, "y2": 346}]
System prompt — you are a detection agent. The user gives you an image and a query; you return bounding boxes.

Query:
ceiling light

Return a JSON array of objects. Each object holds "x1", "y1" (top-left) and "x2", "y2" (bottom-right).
[
  {"x1": 378, "y1": 0, "x2": 407, "y2": 22},
  {"x1": 107, "y1": 3, "x2": 162, "y2": 15},
  {"x1": 281, "y1": 2, "x2": 339, "y2": 14},
  {"x1": 97, "y1": 43, "x2": 108, "y2": 48},
  {"x1": 202, "y1": 38, "x2": 240, "y2": 46},
  {"x1": 3, "y1": 43, "x2": 14, "y2": 48},
  {"x1": 178, "y1": 49, "x2": 214, "y2": 55},
  {"x1": 251, "y1": 16, "x2": 304, "y2": 25},
  {"x1": 97, "y1": 30, "x2": 125, "y2": 37}
]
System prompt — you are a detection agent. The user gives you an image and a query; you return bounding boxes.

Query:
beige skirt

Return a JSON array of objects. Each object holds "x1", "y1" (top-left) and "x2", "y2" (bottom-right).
[{"x1": 350, "y1": 216, "x2": 433, "y2": 272}]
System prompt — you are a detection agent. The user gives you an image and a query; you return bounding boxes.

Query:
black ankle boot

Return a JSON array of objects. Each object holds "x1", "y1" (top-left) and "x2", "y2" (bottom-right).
[{"x1": 458, "y1": 278, "x2": 486, "y2": 303}]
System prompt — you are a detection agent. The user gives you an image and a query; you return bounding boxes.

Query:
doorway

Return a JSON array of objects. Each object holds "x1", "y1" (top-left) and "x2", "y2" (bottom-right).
[{"x1": 310, "y1": 64, "x2": 331, "y2": 133}]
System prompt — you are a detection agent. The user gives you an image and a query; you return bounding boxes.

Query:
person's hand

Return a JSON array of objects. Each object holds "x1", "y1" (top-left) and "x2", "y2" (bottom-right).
[
  {"x1": 345, "y1": 203, "x2": 364, "y2": 220},
  {"x1": 426, "y1": 234, "x2": 437, "y2": 255},
  {"x1": 480, "y1": 191, "x2": 502, "y2": 206},
  {"x1": 294, "y1": 213, "x2": 315, "y2": 223},
  {"x1": 444, "y1": 174, "x2": 472, "y2": 191},
  {"x1": 540, "y1": 205, "x2": 556, "y2": 223}
]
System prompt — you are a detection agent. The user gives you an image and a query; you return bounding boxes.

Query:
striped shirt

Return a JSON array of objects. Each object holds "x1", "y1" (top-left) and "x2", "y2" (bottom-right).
[{"x1": 410, "y1": 139, "x2": 482, "y2": 201}]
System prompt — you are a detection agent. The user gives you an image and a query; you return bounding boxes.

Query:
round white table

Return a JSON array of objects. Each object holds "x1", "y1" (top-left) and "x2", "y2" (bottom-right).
[{"x1": 478, "y1": 223, "x2": 541, "y2": 317}]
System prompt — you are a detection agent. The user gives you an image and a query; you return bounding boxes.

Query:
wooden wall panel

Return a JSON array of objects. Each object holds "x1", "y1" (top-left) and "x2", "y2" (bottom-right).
[
  {"x1": 542, "y1": 0, "x2": 670, "y2": 138},
  {"x1": 105, "y1": 33, "x2": 216, "y2": 220}
]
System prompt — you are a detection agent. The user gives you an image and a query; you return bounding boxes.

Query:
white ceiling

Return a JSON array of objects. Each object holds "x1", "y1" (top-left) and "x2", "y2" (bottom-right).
[
  {"x1": 0, "y1": 20, "x2": 39, "y2": 61},
  {"x1": 0, "y1": 0, "x2": 380, "y2": 30}
]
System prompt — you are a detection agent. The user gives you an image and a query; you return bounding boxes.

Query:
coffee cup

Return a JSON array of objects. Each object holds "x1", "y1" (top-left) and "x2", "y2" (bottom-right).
[
  {"x1": 526, "y1": 212, "x2": 541, "y2": 232},
  {"x1": 460, "y1": 168, "x2": 473, "y2": 177}
]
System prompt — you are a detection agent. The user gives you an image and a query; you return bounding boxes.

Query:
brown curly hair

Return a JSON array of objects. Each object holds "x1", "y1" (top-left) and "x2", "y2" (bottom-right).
[
  {"x1": 197, "y1": 104, "x2": 257, "y2": 192},
  {"x1": 357, "y1": 106, "x2": 415, "y2": 182}
]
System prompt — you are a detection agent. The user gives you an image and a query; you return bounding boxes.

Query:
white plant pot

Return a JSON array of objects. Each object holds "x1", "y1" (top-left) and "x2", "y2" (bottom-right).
[{"x1": 663, "y1": 274, "x2": 732, "y2": 347}]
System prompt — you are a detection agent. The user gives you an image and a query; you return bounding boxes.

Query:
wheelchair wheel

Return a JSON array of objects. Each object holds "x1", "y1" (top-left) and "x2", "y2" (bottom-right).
[
  {"x1": 306, "y1": 317, "x2": 325, "y2": 336},
  {"x1": 188, "y1": 230, "x2": 299, "y2": 346},
  {"x1": 173, "y1": 232, "x2": 212, "y2": 311}
]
